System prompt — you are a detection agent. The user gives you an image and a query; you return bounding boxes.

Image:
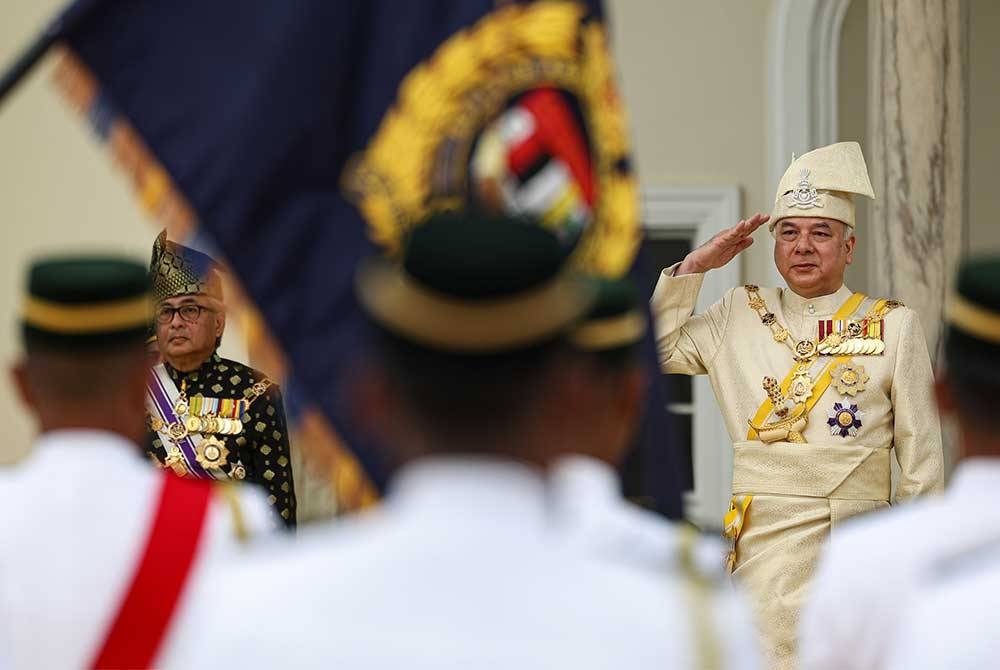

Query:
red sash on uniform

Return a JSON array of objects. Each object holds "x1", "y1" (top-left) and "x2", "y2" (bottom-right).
[{"x1": 89, "y1": 472, "x2": 213, "y2": 669}]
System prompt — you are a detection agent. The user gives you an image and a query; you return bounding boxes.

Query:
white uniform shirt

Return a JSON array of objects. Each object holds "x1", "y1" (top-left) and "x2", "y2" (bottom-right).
[
  {"x1": 885, "y1": 551, "x2": 1000, "y2": 670},
  {"x1": 0, "y1": 430, "x2": 275, "y2": 669},
  {"x1": 800, "y1": 459, "x2": 1000, "y2": 670},
  {"x1": 549, "y1": 455, "x2": 760, "y2": 669},
  {"x1": 177, "y1": 457, "x2": 711, "y2": 669}
]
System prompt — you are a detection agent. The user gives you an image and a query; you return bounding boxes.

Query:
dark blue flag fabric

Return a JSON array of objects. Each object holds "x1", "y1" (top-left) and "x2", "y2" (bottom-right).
[{"x1": 56, "y1": 0, "x2": 684, "y2": 517}]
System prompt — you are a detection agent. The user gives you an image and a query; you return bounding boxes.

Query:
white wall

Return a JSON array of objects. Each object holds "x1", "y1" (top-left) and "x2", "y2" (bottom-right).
[
  {"x1": 838, "y1": 0, "x2": 871, "y2": 292},
  {"x1": 607, "y1": 0, "x2": 776, "y2": 284},
  {"x1": 969, "y1": 0, "x2": 1000, "y2": 253}
]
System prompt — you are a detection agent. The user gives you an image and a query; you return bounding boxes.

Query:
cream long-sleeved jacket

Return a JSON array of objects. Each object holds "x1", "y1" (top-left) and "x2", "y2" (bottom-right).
[{"x1": 651, "y1": 264, "x2": 943, "y2": 670}]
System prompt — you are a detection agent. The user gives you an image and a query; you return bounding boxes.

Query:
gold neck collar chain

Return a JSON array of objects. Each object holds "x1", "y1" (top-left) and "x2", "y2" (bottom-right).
[{"x1": 744, "y1": 285, "x2": 818, "y2": 362}]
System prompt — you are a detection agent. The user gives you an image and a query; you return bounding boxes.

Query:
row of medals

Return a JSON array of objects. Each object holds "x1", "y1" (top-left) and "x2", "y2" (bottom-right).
[
  {"x1": 149, "y1": 396, "x2": 242, "y2": 472},
  {"x1": 784, "y1": 312, "x2": 890, "y2": 406}
]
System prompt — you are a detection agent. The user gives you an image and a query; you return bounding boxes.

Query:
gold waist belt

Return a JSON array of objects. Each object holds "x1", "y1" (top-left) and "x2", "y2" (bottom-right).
[{"x1": 732, "y1": 441, "x2": 891, "y2": 502}]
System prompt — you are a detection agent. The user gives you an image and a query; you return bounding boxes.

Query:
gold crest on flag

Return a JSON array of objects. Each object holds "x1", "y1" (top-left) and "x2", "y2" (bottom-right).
[{"x1": 343, "y1": 2, "x2": 640, "y2": 278}]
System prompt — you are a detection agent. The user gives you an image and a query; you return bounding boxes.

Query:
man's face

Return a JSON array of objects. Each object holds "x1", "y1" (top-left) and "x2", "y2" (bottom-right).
[
  {"x1": 154, "y1": 295, "x2": 223, "y2": 365},
  {"x1": 773, "y1": 217, "x2": 855, "y2": 298}
]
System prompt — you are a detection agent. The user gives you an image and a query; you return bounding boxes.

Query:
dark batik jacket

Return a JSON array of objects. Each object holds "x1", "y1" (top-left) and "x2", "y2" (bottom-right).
[{"x1": 146, "y1": 352, "x2": 296, "y2": 527}]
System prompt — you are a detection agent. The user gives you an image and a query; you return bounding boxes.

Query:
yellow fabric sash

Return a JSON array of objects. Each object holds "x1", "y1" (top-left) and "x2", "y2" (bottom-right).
[
  {"x1": 732, "y1": 441, "x2": 891, "y2": 501},
  {"x1": 724, "y1": 291, "x2": 872, "y2": 570}
]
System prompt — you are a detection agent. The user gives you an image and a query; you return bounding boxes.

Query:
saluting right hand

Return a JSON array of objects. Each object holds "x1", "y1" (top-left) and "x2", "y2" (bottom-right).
[{"x1": 675, "y1": 213, "x2": 770, "y2": 275}]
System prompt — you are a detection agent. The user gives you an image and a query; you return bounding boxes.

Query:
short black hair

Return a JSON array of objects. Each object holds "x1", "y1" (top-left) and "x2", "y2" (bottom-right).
[
  {"x1": 23, "y1": 344, "x2": 147, "y2": 403},
  {"x1": 594, "y1": 343, "x2": 643, "y2": 372},
  {"x1": 945, "y1": 256, "x2": 1000, "y2": 431},
  {"x1": 944, "y1": 328, "x2": 998, "y2": 432},
  {"x1": 372, "y1": 324, "x2": 568, "y2": 452}
]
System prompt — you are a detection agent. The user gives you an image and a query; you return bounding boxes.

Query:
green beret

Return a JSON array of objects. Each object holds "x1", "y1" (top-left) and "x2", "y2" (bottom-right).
[
  {"x1": 22, "y1": 256, "x2": 151, "y2": 350},
  {"x1": 948, "y1": 255, "x2": 1000, "y2": 347},
  {"x1": 356, "y1": 212, "x2": 595, "y2": 353},
  {"x1": 944, "y1": 255, "x2": 1000, "y2": 390},
  {"x1": 568, "y1": 277, "x2": 647, "y2": 352}
]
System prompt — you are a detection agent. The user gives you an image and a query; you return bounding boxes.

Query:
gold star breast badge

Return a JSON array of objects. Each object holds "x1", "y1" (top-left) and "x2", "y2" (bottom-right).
[
  {"x1": 195, "y1": 436, "x2": 230, "y2": 470},
  {"x1": 830, "y1": 362, "x2": 869, "y2": 396}
]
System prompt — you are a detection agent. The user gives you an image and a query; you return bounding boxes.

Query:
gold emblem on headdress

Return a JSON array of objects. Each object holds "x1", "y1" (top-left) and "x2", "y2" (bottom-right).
[{"x1": 784, "y1": 169, "x2": 823, "y2": 210}]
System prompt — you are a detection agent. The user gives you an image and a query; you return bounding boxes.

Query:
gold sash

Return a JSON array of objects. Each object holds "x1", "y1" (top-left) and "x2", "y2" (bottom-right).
[{"x1": 732, "y1": 441, "x2": 890, "y2": 502}]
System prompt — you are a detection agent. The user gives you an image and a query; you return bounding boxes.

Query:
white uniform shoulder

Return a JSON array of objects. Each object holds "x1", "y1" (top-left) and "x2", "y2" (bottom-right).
[
  {"x1": 888, "y1": 465, "x2": 1000, "y2": 664},
  {"x1": 0, "y1": 432, "x2": 173, "y2": 669},
  {"x1": 807, "y1": 494, "x2": 946, "y2": 601},
  {"x1": 550, "y1": 456, "x2": 727, "y2": 578},
  {"x1": 887, "y1": 557, "x2": 1000, "y2": 669},
  {"x1": 801, "y1": 494, "x2": 954, "y2": 670},
  {"x1": 548, "y1": 457, "x2": 757, "y2": 668},
  {"x1": 206, "y1": 481, "x2": 280, "y2": 544},
  {"x1": 158, "y1": 482, "x2": 282, "y2": 667},
  {"x1": 174, "y1": 458, "x2": 754, "y2": 669},
  {"x1": 825, "y1": 491, "x2": 941, "y2": 565}
]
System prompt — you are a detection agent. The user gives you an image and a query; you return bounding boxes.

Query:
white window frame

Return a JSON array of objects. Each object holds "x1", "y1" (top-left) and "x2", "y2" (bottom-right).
[{"x1": 643, "y1": 185, "x2": 741, "y2": 530}]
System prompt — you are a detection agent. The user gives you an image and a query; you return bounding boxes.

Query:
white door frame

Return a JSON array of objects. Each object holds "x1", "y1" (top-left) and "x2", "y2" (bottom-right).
[{"x1": 643, "y1": 185, "x2": 740, "y2": 530}]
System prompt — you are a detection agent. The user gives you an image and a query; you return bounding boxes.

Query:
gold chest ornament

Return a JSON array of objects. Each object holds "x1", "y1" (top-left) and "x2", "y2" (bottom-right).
[
  {"x1": 830, "y1": 362, "x2": 869, "y2": 396},
  {"x1": 743, "y1": 286, "x2": 899, "y2": 443}
]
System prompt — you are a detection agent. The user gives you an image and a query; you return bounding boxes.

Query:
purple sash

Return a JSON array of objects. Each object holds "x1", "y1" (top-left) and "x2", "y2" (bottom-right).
[{"x1": 146, "y1": 365, "x2": 214, "y2": 479}]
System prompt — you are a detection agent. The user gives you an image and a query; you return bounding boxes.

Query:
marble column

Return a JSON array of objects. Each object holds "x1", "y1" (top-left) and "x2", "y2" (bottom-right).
[{"x1": 868, "y1": 0, "x2": 968, "y2": 361}]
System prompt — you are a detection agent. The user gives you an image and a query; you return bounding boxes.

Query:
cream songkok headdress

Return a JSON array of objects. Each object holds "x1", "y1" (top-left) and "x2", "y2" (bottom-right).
[{"x1": 770, "y1": 141, "x2": 875, "y2": 232}]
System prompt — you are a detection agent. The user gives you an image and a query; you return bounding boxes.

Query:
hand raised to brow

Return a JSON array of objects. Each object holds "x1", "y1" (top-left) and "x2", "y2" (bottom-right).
[{"x1": 675, "y1": 213, "x2": 770, "y2": 276}]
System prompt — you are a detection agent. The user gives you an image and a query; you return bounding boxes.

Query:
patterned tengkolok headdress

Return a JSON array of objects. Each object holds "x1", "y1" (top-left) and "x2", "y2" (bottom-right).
[{"x1": 149, "y1": 230, "x2": 224, "y2": 304}]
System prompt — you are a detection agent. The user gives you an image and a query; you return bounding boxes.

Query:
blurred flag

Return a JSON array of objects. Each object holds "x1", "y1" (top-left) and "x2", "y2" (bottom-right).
[{"x1": 54, "y1": 0, "x2": 683, "y2": 517}]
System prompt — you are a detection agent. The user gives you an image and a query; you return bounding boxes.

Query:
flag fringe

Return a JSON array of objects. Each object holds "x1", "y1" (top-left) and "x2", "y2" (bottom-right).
[{"x1": 52, "y1": 48, "x2": 198, "y2": 240}]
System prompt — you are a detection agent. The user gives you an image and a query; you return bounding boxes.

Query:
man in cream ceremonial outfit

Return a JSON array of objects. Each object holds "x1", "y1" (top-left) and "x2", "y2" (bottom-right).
[
  {"x1": 651, "y1": 141, "x2": 943, "y2": 668},
  {"x1": 803, "y1": 256, "x2": 1000, "y2": 670},
  {"x1": 1, "y1": 255, "x2": 274, "y2": 670}
]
